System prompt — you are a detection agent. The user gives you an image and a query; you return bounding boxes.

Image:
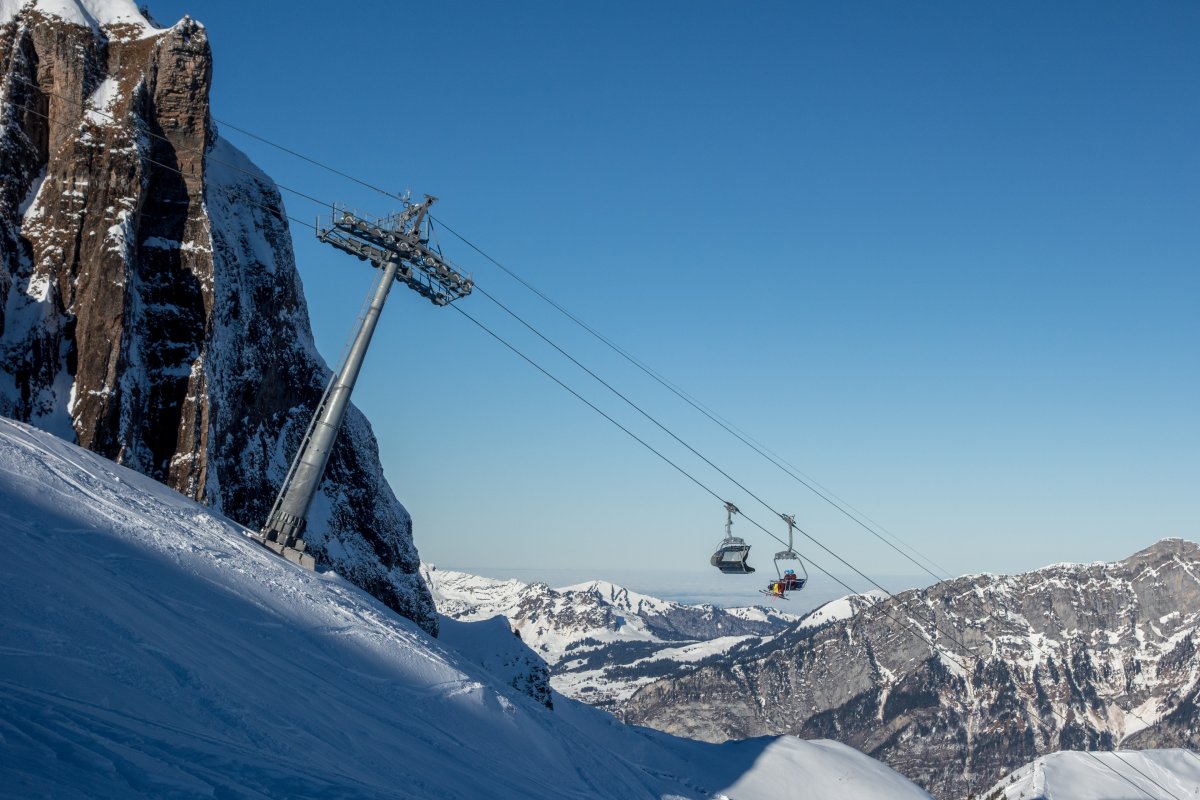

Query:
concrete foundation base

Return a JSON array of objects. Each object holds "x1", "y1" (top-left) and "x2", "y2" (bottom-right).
[{"x1": 250, "y1": 532, "x2": 317, "y2": 571}]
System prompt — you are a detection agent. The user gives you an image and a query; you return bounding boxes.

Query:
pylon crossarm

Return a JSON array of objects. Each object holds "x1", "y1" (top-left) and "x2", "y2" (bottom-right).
[{"x1": 319, "y1": 197, "x2": 472, "y2": 306}]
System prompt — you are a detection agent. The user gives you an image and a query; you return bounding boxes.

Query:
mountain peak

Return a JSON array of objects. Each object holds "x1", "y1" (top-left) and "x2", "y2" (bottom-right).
[
  {"x1": 1, "y1": 0, "x2": 159, "y2": 34},
  {"x1": 1133, "y1": 537, "x2": 1200, "y2": 560}
]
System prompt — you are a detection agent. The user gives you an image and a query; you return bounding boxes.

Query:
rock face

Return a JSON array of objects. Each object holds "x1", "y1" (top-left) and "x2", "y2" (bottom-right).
[
  {"x1": 0, "y1": 1, "x2": 436, "y2": 634},
  {"x1": 437, "y1": 615, "x2": 554, "y2": 709},
  {"x1": 622, "y1": 539, "x2": 1200, "y2": 800}
]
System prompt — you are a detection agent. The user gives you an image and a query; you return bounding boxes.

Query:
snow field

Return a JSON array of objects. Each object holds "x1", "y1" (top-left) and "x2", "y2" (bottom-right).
[{"x1": 987, "y1": 749, "x2": 1200, "y2": 800}]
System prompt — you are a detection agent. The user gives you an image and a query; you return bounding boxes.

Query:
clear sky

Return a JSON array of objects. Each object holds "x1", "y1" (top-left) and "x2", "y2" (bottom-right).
[{"x1": 148, "y1": 1, "x2": 1197, "y2": 589}]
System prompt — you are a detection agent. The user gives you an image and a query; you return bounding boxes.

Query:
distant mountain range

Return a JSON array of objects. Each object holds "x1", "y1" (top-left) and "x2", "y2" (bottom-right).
[
  {"x1": 422, "y1": 564, "x2": 819, "y2": 708},
  {"x1": 422, "y1": 564, "x2": 884, "y2": 710},
  {"x1": 621, "y1": 538, "x2": 1200, "y2": 799},
  {"x1": 428, "y1": 542, "x2": 1200, "y2": 799}
]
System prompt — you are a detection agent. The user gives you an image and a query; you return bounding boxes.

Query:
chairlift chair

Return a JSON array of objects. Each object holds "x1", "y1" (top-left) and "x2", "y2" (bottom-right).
[
  {"x1": 768, "y1": 514, "x2": 808, "y2": 593},
  {"x1": 710, "y1": 502, "x2": 755, "y2": 574}
]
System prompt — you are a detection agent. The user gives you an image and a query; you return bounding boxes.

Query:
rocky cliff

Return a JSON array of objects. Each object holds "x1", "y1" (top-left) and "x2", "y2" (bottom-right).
[
  {"x1": 622, "y1": 539, "x2": 1200, "y2": 799},
  {"x1": 0, "y1": 0, "x2": 436, "y2": 633}
]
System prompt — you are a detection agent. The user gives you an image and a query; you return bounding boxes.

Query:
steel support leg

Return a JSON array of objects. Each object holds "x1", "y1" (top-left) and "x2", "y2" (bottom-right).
[{"x1": 256, "y1": 259, "x2": 401, "y2": 569}]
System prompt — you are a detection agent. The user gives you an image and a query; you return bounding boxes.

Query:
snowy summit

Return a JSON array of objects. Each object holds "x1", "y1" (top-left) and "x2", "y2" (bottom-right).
[{"x1": 0, "y1": 0, "x2": 160, "y2": 35}]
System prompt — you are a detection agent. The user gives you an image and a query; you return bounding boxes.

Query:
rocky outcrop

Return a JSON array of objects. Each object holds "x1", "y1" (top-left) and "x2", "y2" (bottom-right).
[
  {"x1": 438, "y1": 615, "x2": 554, "y2": 709},
  {"x1": 0, "y1": 1, "x2": 436, "y2": 634},
  {"x1": 622, "y1": 539, "x2": 1200, "y2": 799}
]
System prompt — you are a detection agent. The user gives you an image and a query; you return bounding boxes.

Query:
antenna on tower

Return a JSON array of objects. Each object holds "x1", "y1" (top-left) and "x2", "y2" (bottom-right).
[{"x1": 255, "y1": 195, "x2": 472, "y2": 569}]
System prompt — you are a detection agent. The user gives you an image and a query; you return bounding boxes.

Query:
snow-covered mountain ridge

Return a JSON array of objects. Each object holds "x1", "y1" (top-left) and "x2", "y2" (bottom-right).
[
  {"x1": 423, "y1": 565, "x2": 893, "y2": 710},
  {"x1": 423, "y1": 563, "x2": 801, "y2": 708},
  {"x1": 0, "y1": 414, "x2": 937, "y2": 799},
  {"x1": 623, "y1": 536, "x2": 1200, "y2": 799},
  {"x1": 426, "y1": 566, "x2": 799, "y2": 652}
]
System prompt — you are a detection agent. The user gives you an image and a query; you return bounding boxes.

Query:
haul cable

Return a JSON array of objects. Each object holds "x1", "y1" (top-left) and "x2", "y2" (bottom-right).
[
  {"x1": 452, "y1": 302, "x2": 1181, "y2": 800},
  {"x1": 201, "y1": 96, "x2": 954, "y2": 585}
]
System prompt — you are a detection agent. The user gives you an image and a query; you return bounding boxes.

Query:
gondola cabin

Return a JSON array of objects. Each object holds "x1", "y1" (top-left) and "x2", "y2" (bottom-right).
[
  {"x1": 711, "y1": 502, "x2": 755, "y2": 573},
  {"x1": 711, "y1": 537, "x2": 755, "y2": 574}
]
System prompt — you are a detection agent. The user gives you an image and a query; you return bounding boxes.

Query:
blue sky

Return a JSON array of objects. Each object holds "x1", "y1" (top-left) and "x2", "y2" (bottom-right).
[{"x1": 151, "y1": 1, "x2": 1197, "y2": 590}]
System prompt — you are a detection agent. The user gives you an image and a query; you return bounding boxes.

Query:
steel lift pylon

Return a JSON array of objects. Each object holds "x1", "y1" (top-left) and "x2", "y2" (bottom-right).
[{"x1": 254, "y1": 195, "x2": 472, "y2": 569}]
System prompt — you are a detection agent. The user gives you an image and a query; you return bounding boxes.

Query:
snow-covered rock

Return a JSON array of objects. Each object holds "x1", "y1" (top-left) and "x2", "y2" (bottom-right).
[
  {"x1": 0, "y1": 1, "x2": 436, "y2": 632},
  {"x1": 0, "y1": 0, "x2": 158, "y2": 36},
  {"x1": 793, "y1": 590, "x2": 884, "y2": 631},
  {"x1": 0, "y1": 415, "x2": 934, "y2": 799},
  {"x1": 438, "y1": 614, "x2": 553, "y2": 708}
]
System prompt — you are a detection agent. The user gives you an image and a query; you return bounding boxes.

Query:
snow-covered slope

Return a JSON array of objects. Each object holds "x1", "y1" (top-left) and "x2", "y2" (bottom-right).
[
  {"x1": 424, "y1": 564, "x2": 798, "y2": 708},
  {"x1": 0, "y1": 416, "x2": 934, "y2": 799},
  {"x1": 984, "y1": 749, "x2": 1200, "y2": 799},
  {"x1": 791, "y1": 590, "x2": 884, "y2": 630}
]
